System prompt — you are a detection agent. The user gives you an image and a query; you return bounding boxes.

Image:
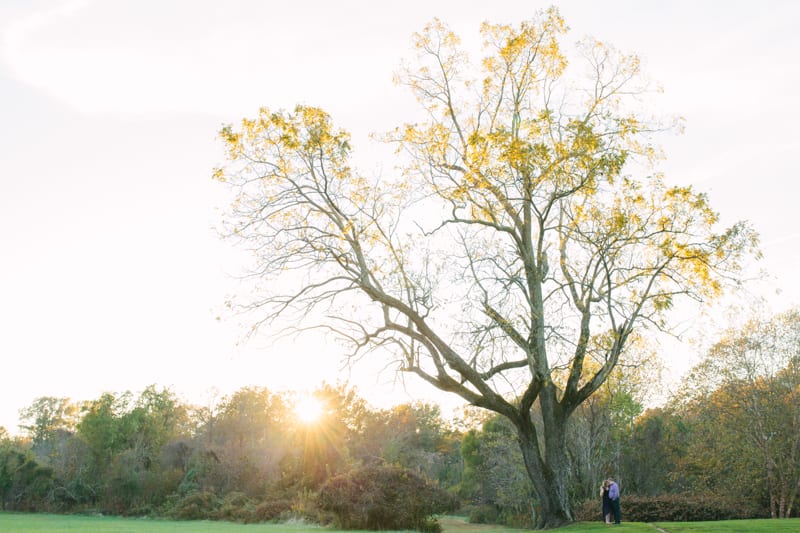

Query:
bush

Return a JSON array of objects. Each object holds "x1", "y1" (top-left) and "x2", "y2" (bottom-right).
[
  {"x1": 572, "y1": 497, "x2": 602, "y2": 522},
  {"x1": 468, "y1": 504, "x2": 499, "y2": 524},
  {"x1": 216, "y1": 491, "x2": 256, "y2": 522},
  {"x1": 254, "y1": 498, "x2": 293, "y2": 522},
  {"x1": 166, "y1": 491, "x2": 219, "y2": 520},
  {"x1": 317, "y1": 464, "x2": 458, "y2": 531},
  {"x1": 573, "y1": 493, "x2": 768, "y2": 523}
]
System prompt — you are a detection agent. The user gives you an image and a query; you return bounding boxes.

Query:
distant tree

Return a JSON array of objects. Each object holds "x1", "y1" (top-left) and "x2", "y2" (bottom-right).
[
  {"x1": 460, "y1": 414, "x2": 534, "y2": 526},
  {"x1": 114, "y1": 386, "x2": 189, "y2": 511},
  {"x1": 617, "y1": 406, "x2": 692, "y2": 496},
  {"x1": 128, "y1": 386, "x2": 188, "y2": 453},
  {"x1": 292, "y1": 384, "x2": 365, "y2": 488},
  {"x1": 48, "y1": 433, "x2": 96, "y2": 509},
  {"x1": 216, "y1": 8, "x2": 757, "y2": 527},
  {"x1": 19, "y1": 397, "x2": 79, "y2": 454},
  {"x1": 195, "y1": 387, "x2": 291, "y2": 496},
  {"x1": 72, "y1": 387, "x2": 190, "y2": 512},
  {"x1": 351, "y1": 401, "x2": 463, "y2": 488},
  {"x1": 189, "y1": 388, "x2": 223, "y2": 448},
  {"x1": 567, "y1": 341, "x2": 659, "y2": 502},
  {"x1": 374, "y1": 403, "x2": 445, "y2": 477},
  {"x1": 681, "y1": 309, "x2": 800, "y2": 518},
  {"x1": 213, "y1": 387, "x2": 287, "y2": 451},
  {"x1": 77, "y1": 392, "x2": 134, "y2": 465}
]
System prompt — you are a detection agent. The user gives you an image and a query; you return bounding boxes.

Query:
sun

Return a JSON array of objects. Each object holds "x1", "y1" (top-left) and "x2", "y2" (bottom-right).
[{"x1": 295, "y1": 396, "x2": 324, "y2": 424}]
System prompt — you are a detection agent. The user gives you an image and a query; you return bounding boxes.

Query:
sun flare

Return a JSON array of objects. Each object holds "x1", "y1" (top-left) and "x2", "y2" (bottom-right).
[{"x1": 295, "y1": 396, "x2": 324, "y2": 423}]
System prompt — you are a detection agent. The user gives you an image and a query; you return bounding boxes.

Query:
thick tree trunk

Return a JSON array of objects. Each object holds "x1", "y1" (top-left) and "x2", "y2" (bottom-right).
[{"x1": 516, "y1": 412, "x2": 572, "y2": 529}]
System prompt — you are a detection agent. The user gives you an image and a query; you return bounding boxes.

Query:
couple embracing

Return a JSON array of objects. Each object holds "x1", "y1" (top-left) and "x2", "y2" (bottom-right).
[{"x1": 600, "y1": 478, "x2": 621, "y2": 524}]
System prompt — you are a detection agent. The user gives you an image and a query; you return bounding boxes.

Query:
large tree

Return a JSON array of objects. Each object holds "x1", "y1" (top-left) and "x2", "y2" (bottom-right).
[{"x1": 215, "y1": 9, "x2": 757, "y2": 527}]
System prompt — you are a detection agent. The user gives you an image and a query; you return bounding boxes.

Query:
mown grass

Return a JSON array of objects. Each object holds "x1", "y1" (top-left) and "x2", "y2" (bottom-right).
[
  {"x1": 651, "y1": 518, "x2": 800, "y2": 532},
  {"x1": 1, "y1": 513, "x2": 798, "y2": 532},
  {"x1": 443, "y1": 516, "x2": 651, "y2": 532},
  {"x1": 0, "y1": 512, "x2": 320, "y2": 532}
]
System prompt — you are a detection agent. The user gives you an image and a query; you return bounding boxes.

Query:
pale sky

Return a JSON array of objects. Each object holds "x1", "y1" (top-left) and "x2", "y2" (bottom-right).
[{"x1": 1, "y1": 0, "x2": 799, "y2": 433}]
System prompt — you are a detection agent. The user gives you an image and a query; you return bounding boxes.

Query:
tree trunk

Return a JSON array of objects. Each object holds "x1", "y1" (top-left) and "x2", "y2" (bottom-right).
[
  {"x1": 767, "y1": 460, "x2": 777, "y2": 518},
  {"x1": 516, "y1": 412, "x2": 572, "y2": 529}
]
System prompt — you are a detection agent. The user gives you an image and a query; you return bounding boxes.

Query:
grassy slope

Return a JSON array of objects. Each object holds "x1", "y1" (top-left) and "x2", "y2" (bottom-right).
[{"x1": 1, "y1": 513, "x2": 798, "y2": 532}]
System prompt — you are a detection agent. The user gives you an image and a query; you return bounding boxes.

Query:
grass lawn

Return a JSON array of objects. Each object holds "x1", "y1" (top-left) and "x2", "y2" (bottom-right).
[
  {"x1": 1, "y1": 513, "x2": 799, "y2": 532},
  {"x1": 0, "y1": 513, "x2": 322, "y2": 532},
  {"x1": 438, "y1": 516, "x2": 800, "y2": 532},
  {"x1": 651, "y1": 518, "x2": 800, "y2": 532},
  {"x1": 441, "y1": 516, "x2": 651, "y2": 532}
]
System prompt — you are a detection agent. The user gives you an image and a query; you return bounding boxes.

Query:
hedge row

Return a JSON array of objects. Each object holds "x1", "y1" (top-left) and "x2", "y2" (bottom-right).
[
  {"x1": 166, "y1": 491, "x2": 293, "y2": 523},
  {"x1": 164, "y1": 464, "x2": 459, "y2": 531},
  {"x1": 574, "y1": 493, "x2": 769, "y2": 523}
]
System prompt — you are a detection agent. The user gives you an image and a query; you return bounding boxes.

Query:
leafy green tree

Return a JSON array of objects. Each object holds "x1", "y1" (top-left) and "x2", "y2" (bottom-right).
[
  {"x1": 215, "y1": 8, "x2": 757, "y2": 526},
  {"x1": 619, "y1": 407, "x2": 687, "y2": 496},
  {"x1": 77, "y1": 392, "x2": 134, "y2": 465},
  {"x1": 0, "y1": 443, "x2": 53, "y2": 511},
  {"x1": 212, "y1": 387, "x2": 288, "y2": 451},
  {"x1": 111, "y1": 386, "x2": 189, "y2": 511},
  {"x1": 368, "y1": 402, "x2": 454, "y2": 482},
  {"x1": 460, "y1": 415, "x2": 534, "y2": 526},
  {"x1": 14, "y1": 398, "x2": 83, "y2": 510},
  {"x1": 72, "y1": 387, "x2": 190, "y2": 512},
  {"x1": 127, "y1": 385, "x2": 188, "y2": 455},
  {"x1": 19, "y1": 397, "x2": 79, "y2": 450}
]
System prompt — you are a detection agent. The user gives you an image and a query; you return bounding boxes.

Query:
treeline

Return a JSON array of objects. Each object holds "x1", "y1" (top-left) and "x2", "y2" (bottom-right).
[
  {"x1": 1, "y1": 384, "x2": 462, "y2": 528},
  {"x1": 1, "y1": 309, "x2": 799, "y2": 527}
]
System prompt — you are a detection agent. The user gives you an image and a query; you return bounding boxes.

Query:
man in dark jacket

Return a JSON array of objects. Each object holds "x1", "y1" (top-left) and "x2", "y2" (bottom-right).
[{"x1": 607, "y1": 478, "x2": 621, "y2": 524}]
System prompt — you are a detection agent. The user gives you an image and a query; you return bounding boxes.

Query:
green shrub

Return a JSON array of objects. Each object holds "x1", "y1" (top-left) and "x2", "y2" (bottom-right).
[
  {"x1": 216, "y1": 491, "x2": 255, "y2": 522},
  {"x1": 469, "y1": 504, "x2": 499, "y2": 524},
  {"x1": 317, "y1": 464, "x2": 458, "y2": 531},
  {"x1": 167, "y1": 490, "x2": 219, "y2": 520},
  {"x1": 419, "y1": 516, "x2": 443, "y2": 533}
]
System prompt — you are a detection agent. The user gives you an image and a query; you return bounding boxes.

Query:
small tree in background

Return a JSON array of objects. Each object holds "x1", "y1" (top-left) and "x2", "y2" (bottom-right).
[{"x1": 460, "y1": 415, "x2": 534, "y2": 526}]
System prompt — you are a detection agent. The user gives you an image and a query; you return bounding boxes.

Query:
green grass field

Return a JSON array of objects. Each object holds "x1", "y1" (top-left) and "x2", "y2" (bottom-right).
[
  {"x1": 649, "y1": 519, "x2": 800, "y2": 532},
  {"x1": 1, "y1": 513, "x2": 799, "y2": 532}
]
